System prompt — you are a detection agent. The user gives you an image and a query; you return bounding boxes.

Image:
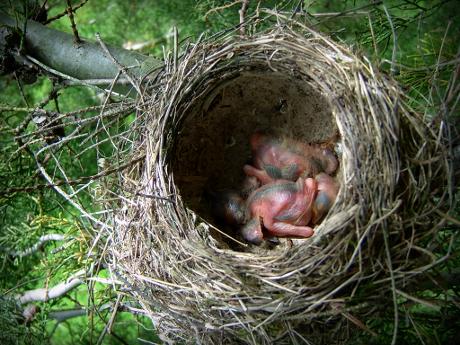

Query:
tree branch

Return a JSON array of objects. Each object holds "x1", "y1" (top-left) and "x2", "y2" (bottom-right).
[
  {"x1": 0, "y1": 14, "x2": 162, "y2": 92},
  {"x1": 48, "y1": 302, "x2": 146, "y2": 322},
  {"x1": 6, "y1": 234, "x2": 67, "y2": 258},
  {"x1": 16, "y1": 270, "x2": 86, "y2": 304}
]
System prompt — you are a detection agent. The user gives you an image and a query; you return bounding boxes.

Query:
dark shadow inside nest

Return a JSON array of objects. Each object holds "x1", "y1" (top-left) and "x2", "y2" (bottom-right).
[{"x1": 172, "y1": 71, "x2": 338, "y2": 249}]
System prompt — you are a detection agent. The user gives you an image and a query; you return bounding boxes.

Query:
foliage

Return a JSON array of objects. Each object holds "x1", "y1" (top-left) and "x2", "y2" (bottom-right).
[{"x1": 0, "y1": 296, "x2": 47, "y2": 345}]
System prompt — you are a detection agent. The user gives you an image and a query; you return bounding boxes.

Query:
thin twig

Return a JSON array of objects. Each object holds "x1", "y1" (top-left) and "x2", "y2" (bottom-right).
[
  {"x1": 0, "y1": 155, "x2": 145, "y2": 196},
  {"x1": 95, "y1": 33, "x2": 143, "y2": 99},
  {"x1": 66, "y1": 0, "x2": 82, "y2": 43},
  {"x1": 383, "y1": 226, "x2": 399, "y2": 345},
  {"x1": 204, "y1": 1, "x2": 242, "y2": 21},
  {"x1": 383, "y1": 4, "x2": 397, "y2": 75},
  {"x1": 44, "y1": 0, "x2": 89, "y2": 25},
  {"x1": 25, "y1": 54, "x2": 126, "y2": 98},
  {"x1": 239, "y1": 0, "x2": 250, "y2": 37}
]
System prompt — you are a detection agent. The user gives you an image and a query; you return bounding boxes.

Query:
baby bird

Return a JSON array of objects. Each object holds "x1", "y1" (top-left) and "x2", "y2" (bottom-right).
[
  {"x1": 243, "y1": 133, "x2": 338, "y2": 184},
  {"x1": 240, "y1": 177, "x2": 317, "y2": 244},
  {"x1": 208, "y1": 190, "x2": 246, "y2": 227},
  {"x1": 311, "y1": 172, "x2": 339, "y2": 224}
]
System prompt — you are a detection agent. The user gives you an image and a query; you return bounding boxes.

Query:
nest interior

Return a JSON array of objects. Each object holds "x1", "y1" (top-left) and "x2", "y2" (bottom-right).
[
  {"x1": 107, "y1": 22, "x2": 452, "y2": 345},
  {"x1": 172, "y1": 71, "x2": 337, "y2": 239}
]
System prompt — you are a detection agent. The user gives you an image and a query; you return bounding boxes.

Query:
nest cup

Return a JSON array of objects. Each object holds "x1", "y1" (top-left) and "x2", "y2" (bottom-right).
[{"x1": 108, "y1": 22, "x2": 450, "y2": 344}]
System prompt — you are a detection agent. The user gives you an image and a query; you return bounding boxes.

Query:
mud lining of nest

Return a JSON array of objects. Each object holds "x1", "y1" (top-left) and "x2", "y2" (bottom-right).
[{"x1": 105, "y1": 21, "x2": 451, "y2": 344}]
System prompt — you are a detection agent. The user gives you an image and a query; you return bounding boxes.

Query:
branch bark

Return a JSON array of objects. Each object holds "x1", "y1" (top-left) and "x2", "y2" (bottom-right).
[
  {"x1": 16, "y1": 270, "x2": 86, "y2": 304},
  {"x1": 7, "y1": 234, "x2": 66, "y2": 258},
  {"x1": 48, "y1": 302, "x2": 145, "y2": 322},
  {"x1": 0, "y1": 14, "x2": 162, "y2": 91}
]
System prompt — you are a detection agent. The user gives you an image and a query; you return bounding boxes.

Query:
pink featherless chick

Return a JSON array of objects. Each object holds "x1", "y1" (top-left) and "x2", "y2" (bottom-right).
[
  {"x1": 240, "y1": 177, "x2": 317, "y2": 245},
  {"x1": 311, "y1": 172, "x2": 339, "y2": 224},
  {"x1": 243, "y1": 133, "x2": 338, "y2": 185}
]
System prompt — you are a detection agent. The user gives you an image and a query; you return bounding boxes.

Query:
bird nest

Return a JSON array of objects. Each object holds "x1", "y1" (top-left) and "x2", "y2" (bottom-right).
[{"x1": 103, "y1": 21, "x2": 451, "y2": 344}]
